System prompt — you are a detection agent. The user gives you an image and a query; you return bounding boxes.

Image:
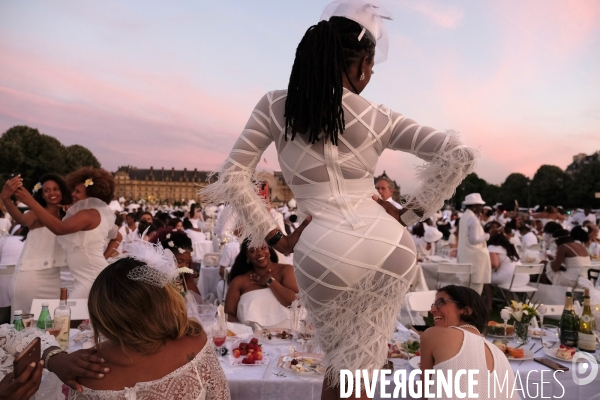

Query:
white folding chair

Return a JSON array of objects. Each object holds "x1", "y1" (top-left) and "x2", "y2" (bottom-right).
[
  {"x1": 542, "y1": 304, "x2": 564, "y2": 317},
  {"x1": 203, "y1": 252, "x2": 221, "y2": 268},
  {"x1": 0, "y1": 265, "x2": 15, "y2": 276},
  {"x1": 404, "y1": 290, "x2": 437, "y2": 325},
  {"x1": 498, "y1": 263, "x2": 544, "y2": 305},
  {"x1": 30, "y1": 298, "x2": 89, "y2": 321},
  {"x1": 525, "y1": 243, "x2": 541, "y2": 252},
  {"x1": 436, "y1": 263, "x2": 472, "y2": 288}
]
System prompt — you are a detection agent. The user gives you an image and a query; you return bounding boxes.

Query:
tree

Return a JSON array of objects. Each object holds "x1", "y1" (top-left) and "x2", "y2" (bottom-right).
[
  {"x1": 64, "y1": 144, "x2": 101, "y2": 171},
  {"x1": 450, "y1": 173, "x2": 494, "y2": 207},
  {"x1": 530, "y1": 165, "x2": 569, "y2": 207},
  {"x1": 567, "y1": 161, "x2": 600, "y2": 208},
  {"x1": 0, "y1": 126, "x2": 101, "y2": 190},
  {"x1": 498, "y1": 173, "x2": 530, "y2": 209}
]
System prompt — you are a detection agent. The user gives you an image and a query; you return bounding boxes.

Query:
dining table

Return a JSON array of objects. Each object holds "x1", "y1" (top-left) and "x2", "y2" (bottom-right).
[{"x1": 64, "y1": 323, "x2": 600, "y2": 399}]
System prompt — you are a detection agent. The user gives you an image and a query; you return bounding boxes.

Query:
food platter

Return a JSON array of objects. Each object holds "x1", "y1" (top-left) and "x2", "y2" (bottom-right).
[
  {"x1": 278, "y1": 353, "x2": 325, "y2": 375},
  {"x1": 260, "y1": 328, "x2": 294, "y2": 343}
]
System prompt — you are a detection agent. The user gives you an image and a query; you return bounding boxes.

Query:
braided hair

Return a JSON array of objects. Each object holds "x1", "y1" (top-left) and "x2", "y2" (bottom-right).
[{"x1": 284, "y1": 17, "x2": 375, "y2": 145}]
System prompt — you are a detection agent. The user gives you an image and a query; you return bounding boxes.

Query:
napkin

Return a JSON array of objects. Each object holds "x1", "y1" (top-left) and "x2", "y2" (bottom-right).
[
  {"x1": 227, "y1": 322, "x2": 253, "y2": 337},
  {"x1": 217, "y1": 304, "x2": 227, "y2": 330}
]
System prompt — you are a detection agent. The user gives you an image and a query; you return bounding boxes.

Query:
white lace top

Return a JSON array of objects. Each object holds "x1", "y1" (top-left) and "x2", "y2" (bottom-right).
[
  {"x1": 69, "y1": 340, "x2": 230, "y2": 400},
  {"x1": 0, "y1": 325, "x2": 64, "y2": 400}
]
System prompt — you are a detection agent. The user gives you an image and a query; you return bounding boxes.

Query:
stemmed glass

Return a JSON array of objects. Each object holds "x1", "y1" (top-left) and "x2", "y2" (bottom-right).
[
  {"x1": 212, "y1": 326, "x2": 227, "y2": 357},
  {"x1": 541, "y1": 325, "x2": 559, "y2": 350},
  {"x1": 537, "y1": 304, "x2": 547, "y2": 334},
  {"x1": 500, "y1": 308, "x2": 510, "y2": 337}
]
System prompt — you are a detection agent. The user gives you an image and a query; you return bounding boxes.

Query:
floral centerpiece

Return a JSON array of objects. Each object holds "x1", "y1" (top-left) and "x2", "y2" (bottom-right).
[{"x1": 503, "y1": 301, "x2": 539, "y2": 344}]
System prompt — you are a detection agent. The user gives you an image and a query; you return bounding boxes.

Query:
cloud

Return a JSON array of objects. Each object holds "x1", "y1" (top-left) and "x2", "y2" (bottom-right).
[{"x1": 402, "y1": 1, "x2": 464, "y2": 29}]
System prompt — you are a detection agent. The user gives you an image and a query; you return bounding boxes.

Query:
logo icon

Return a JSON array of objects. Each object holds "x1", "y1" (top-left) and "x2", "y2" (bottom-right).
[{"x1": 572, "y1": 351, "x2": 598, "y2": 386}]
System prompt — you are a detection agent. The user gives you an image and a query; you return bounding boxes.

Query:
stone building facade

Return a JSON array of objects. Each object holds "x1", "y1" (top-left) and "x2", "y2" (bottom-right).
[{"x1": 113, "y1": 166, "x2": 400, "y2": 204}]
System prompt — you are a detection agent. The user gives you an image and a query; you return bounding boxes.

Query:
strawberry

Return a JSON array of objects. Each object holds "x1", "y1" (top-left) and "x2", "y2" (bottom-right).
[
  {"x1": 233, "y1": 349, "x2": 241, "y2": 358},
  {"x1": 256, "y1": 352, "x2": 263, "y2": 361},
  {"x1": 246, "y1": 353, "x2": 254, "y2": 363},
  {"x1": 240, "y1": 349, "x2": 247, "y2": 356},
  {"x1": 250, "y1": 338, "x2": 259, "y2": 345}
]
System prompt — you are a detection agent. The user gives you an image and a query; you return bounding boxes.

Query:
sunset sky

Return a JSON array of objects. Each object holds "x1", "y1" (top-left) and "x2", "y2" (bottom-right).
[{"x1": 1, "y1": 0, "x2": 599, "y2": 192}]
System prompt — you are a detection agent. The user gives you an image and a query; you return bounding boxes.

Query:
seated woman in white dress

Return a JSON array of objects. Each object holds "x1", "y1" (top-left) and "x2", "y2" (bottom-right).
[
  {"x1": 14, "y1": 167, "x2": 116, "y2": 299},
  {"x1": 420, "y1": 285, "x2": 515, "y2": 399},
  {"x1": 416, "y1": 227, "x2": 443, "y2": 259},
  {"x1": 224, "y1": 239, "x2": 298, "y2": 328},
  {"x1": 542, "y1": 228, "x2": 591, "y2": 288},
  {"x1": 72, "y1": 243, "x2": 230, "y2": 399},
  {"x1": 484, "y1": 232, "x2": 529, "y2": 310}
]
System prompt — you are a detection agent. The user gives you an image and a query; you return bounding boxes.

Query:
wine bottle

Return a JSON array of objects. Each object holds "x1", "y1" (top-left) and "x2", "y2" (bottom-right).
[
  {"x1": 559, "y1": 291, "x2": 578, "y2": 347},
  {"x1": 578, "y1": 289, "x2": 597, "y2": 352},
  {"x1": 36, "y1": 302, "x2": 52, "y2": 330},
  {"x1": 13, "y1": 310, "x2": 25, "y2": 331},
  {"x1": 54, "y1": 288, "x2": 71, "y2": 350}
]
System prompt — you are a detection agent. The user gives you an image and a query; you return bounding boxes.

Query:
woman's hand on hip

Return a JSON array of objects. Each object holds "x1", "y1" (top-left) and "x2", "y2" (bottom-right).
[
  {"x1": 272, "y1": 215, "x2": 312, "y2": 256},
  {"x1": 371, "y1": 195, "x2": 410, "y2": 226}
]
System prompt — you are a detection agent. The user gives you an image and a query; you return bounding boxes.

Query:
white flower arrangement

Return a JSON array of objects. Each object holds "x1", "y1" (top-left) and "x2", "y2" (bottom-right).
[
  {"x1": 32, "y1": 182, "x2": 42, "y2": 193},
  {"x1": 177, "y1": 267, "x2": 194, "y2": 275},
  {"x1": 84, "y1": 179, "x2": 94, "y2": 187},
  {"x1": 503, "y1": 300, "x2": 538, "y2": 323},
  {"x1": 168, "y1": 241, "x2": 174, "y2": 247},
  {"x1": 166, "y1": 233, "x2": 171, "y2": 239},
  {"x1": 177, "y1": 247, "x2": 186, "y2": 254}
]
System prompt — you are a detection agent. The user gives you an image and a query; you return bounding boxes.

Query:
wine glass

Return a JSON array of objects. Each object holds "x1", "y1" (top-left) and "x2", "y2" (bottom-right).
[
  {"x1": 212, "y1": 326, "x2": 227, "y2": 357},
  {"x1": 22, "y1": 314, "x2": 34, "y2": 328},
  {"x1": 44, "y1": 320, "x2": 61, "y2": 338},
  {"x1": 541, "y1": 325, "x2": 559, "y2": 349},
  {"x1": 500, "y1": 308, "x2": 510, "y2": 336},
  {"x1": 537, "y1": 304, "x2": 547, "y2": 333}
]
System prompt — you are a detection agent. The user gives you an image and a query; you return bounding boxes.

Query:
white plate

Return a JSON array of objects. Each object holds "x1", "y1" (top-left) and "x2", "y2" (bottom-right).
[
  {"x1": 543, "y1": 348, "x2": 592, "y2": 363},
  {"x1": 505, "y1": 349, "x2": 535, "y2": 361},
  {"x1": 260, "y1": 329, "x2": 294, "y2": 343},
  {"x1": 487, "y1": 333, "x2": 516, "y2": 339},
  {"x1": 228, "y1": 353, "x2": 269, "y2": 366},
  {"x1": 279, "y1": 354, "x2": 325, "y2": 375},
  {"x1": 409, "y1": 356, "x2": 421, "y2": 370}
]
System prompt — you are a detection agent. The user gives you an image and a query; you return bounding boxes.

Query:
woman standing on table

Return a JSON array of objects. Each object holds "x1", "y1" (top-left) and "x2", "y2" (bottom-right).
[
  {"x1": 15, "y1": 167, "x2": 116, "y2": 298},
  {"x1": 201, "y1": 1, "x2": 476, "y2": 398},
  {"x1": 1, "y1": 173, "x2": 70, "y2": 316}
]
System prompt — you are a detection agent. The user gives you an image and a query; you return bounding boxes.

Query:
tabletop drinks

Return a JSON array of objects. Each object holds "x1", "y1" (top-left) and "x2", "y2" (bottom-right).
[
  {"x1": 559, "y1": 291, "x2": 578, "y2": 347},
  {"x1": 54, "y1": 288, "x2": 71, "y2": 350},
  {"x1": 37, "y1": 302, "x2": 52, "y2": 330},
  {"x1": 13, "y1": 310, "x2": 25, "y2": 331},
  {"x1": 578, "y1": 288, "x2": 596, "y2": 353}
]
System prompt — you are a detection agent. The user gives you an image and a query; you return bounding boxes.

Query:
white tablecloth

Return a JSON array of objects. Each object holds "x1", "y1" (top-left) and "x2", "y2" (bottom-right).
[
  {"x1": 193, "y1": 240, "x2": 215, "y2": 262},
  {"x1": 66, "y1": 327, "x2": 599, "y2": 399}
]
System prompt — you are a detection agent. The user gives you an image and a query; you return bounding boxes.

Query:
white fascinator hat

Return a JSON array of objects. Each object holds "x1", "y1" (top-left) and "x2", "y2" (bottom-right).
[{"x1": 321, "y1": 0, "x2": 392, "y2": 64}]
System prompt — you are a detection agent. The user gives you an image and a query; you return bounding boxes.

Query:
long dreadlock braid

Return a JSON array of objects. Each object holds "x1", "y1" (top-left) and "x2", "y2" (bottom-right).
[{"x1": 284, "y1": 17, "x2": 375, "y2": 145}]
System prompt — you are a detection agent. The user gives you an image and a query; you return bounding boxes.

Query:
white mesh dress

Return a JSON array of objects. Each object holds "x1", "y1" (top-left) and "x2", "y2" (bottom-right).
[{"x1": 202, "y1": 88, "x2": 476, "y2": 384}]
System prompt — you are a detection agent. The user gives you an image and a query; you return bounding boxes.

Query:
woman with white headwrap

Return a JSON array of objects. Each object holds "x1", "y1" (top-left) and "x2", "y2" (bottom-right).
[{"x1": 201, "y1": 1, "x2": 476, "y2": 397}]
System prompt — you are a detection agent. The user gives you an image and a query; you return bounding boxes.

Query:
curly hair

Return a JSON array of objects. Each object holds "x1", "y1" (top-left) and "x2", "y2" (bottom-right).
[
  {"x1": 158, "y1": 229, "x2": 192, "y2": 253},
  {"x1": 32, "y1": 173, "x2": 72, "y2": 209},
  {"x1": 228, "y1": 239, "x2": 278, "y2": 284},
  {"x1": 66, "y1": 166, "x2": 115, "y2": 204}
]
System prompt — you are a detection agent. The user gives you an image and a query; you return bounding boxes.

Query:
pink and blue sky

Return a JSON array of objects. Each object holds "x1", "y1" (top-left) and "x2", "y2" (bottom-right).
[{"x1": 1, "y1": 0, "x2": 599, "y2": 191}]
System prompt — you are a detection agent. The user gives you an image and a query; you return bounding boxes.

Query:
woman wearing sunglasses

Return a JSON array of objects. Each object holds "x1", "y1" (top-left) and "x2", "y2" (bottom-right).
[{"x1": 419, "y1": 285, "x2": 515, "y2": 399}]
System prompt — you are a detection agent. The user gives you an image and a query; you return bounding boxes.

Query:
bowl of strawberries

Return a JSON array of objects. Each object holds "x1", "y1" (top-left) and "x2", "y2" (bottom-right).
[{"x1": 229, "y1": 337, "x2": 268, "y2": 365}]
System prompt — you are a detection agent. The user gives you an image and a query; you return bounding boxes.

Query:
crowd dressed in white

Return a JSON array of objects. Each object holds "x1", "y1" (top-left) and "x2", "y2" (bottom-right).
[{"x1": 0, "y1": 169, "x2": 598, "y2": 399}]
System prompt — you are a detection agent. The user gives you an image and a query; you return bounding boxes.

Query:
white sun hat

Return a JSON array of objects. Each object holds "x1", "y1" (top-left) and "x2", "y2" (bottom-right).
[
  {"x1": 424, "y1": 228, "x2": 443, "y2": 243},
  {"x1": 463, "y1": 193, "x2": 485, "y2": 205},
  {"x1": 321, "y1": 0, "x2": 392, "y2": 64}
]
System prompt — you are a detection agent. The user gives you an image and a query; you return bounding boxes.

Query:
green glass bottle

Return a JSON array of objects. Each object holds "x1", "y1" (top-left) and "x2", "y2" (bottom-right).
[
  {"x1": 37, "y1": 302, "x2": 52, "y2": 330},
  {"x1": 13, "y1": 310, "x2": 25, "y2": 331},
  {"x1": 559, "y1": 291, "x2": 578, "y2": 347},
  {"x1": 578, "y1": 289, "x2": 597, "y2": 353}
]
